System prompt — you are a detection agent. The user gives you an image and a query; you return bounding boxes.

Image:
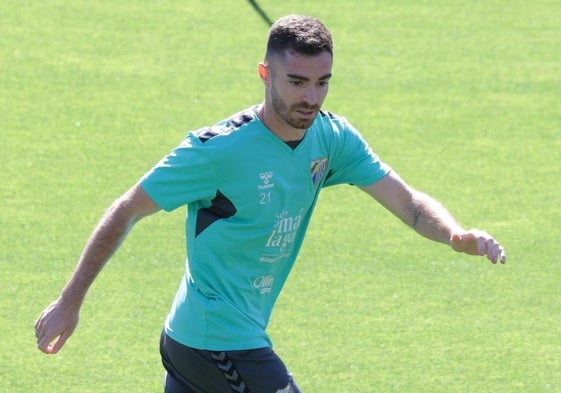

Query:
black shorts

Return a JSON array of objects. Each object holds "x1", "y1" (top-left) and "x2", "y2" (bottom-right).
[{"x1": 160, "y1": 331, "x2": 302, "y2": 393}]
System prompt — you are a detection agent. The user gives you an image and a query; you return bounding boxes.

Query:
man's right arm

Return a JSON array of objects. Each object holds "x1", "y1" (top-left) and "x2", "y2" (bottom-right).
[{"x1": 35, "y1": 183, "x2": 161, "y2": 354}]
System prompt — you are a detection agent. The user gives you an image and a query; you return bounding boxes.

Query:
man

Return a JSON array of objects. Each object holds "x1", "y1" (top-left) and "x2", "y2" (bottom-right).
[{"x1": 35, "y1": 15, "x2": 506, "y2": 393}]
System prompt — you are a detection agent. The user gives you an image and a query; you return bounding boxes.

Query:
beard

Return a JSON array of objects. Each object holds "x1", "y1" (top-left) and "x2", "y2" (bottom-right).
[{"x1": 270, "y1": 85, "x2": 319, "y2": 130}]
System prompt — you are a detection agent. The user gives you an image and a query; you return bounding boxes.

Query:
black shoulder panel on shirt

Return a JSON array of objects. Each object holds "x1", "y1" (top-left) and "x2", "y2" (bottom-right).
[
  {"x1": 226, "y1": 110, "x2": 255, "y2": 128},
  {"x1": 318, "y1": 110, "x2": 337, "y2": 119},
  {"x1": 195, "y1": 190, "x2": 237, "y2": 237},
  {"x1": 195, "y1": 110, "x2": 255, "y2": 143},
  {"x1": 195, "y1": 126, "x2": 223, "y2": 143}
]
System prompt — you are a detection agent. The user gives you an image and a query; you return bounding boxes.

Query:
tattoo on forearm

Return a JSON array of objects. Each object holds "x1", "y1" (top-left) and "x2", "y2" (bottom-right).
[{"x1": 413, "y1": 209, "x2": 421, "y2": 228}]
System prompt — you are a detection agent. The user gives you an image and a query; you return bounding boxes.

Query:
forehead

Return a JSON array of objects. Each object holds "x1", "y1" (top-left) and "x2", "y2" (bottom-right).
[{"x1": 273, "y1": 50, "x2": 333, "y2": 78}]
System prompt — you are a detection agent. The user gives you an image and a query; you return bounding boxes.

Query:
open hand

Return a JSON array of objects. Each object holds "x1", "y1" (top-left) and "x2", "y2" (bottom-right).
[{"x1": 450, "y1": 229, "x2": 506, "y2": 264}]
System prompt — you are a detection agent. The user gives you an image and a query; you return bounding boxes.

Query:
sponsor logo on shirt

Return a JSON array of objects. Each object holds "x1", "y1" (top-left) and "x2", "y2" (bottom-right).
[
  {"x1": 259, "y1": 253, "x2": 291, "y2": 264},
  {"x1": 258, "y1": 171, "x2": 275, "y2": 190},
  {"x1": 265, "y1": 209, "x2": 303, "y2": 253},
  {"x1": 259, "y1": 209, "x2": 303, "y2": 266},
  {"x1": 253, "y1": 274, "x2": 274, "y2": 294}
]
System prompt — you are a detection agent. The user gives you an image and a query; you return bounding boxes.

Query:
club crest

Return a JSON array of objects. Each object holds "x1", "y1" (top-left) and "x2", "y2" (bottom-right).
[{"x1": 310, "y1": 157, "x2": 328, "y2": 186}]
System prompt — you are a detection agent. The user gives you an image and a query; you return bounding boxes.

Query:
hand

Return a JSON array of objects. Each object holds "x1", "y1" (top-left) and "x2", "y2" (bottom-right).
[
  {"x1": 450, "y1": 229, "x2": 506, "y2": 264},
  {"x1": 35, "y1": 298, "x2": 80, "y2": 354}
]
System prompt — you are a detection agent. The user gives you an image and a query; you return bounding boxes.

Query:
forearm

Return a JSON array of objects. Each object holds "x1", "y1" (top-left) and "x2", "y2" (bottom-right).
[
  {"x1": 35, "y1": 184, "x2": 160, "y2": 354},
  {"x1": 408, "y1": 190, "x2": 464, "y2": 245},
  {"x1": 361, "y1": 172, "x2": 505, "y2": 263},
  {"x1": 60, "y1": 198, "x2": 138, "y2": 305}
]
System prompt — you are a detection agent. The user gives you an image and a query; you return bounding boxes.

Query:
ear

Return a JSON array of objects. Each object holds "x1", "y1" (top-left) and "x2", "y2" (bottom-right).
[{"x1": 258, "y1": 62, "x2": 269, "y2": 84}]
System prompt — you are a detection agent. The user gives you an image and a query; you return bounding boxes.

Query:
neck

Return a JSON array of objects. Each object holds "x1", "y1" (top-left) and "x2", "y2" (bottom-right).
[{"x1": 257, "y1": 104, "x2": 306, "y2": 142}]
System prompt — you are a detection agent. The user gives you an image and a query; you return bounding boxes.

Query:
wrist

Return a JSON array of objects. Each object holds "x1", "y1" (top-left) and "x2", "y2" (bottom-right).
[{"x1": 59, "y1": 285, "x2": 87, "y2": 308}]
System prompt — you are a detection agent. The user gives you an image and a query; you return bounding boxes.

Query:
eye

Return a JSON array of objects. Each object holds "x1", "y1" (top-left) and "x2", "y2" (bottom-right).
[{"x1": 290, "y1": 80, "x2": 304, "y2": 86}]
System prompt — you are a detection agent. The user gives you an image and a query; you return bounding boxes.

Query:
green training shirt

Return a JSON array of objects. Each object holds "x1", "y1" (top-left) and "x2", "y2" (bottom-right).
[{"x1": 140, "y1": 107, "x2": 391, "y2": 351}]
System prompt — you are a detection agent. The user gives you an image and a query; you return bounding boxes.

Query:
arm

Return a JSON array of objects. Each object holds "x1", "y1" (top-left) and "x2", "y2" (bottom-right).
[
  {"x1": 35, "y1": 183, "x2": 161, "y2": 354},
  {"x1": 360, "y1": 171, "x2": 506, "y2": 264}
]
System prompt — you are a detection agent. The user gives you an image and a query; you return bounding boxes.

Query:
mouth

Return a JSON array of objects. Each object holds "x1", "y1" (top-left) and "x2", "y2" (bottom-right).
[{"x1": 294, "y1": 107, "x2": 318, "y2": 118}]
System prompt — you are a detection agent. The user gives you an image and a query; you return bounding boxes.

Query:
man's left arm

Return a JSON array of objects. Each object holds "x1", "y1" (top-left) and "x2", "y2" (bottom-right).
[{"x1": 360, "y1": 170, "x2": 506, "y2": 264}]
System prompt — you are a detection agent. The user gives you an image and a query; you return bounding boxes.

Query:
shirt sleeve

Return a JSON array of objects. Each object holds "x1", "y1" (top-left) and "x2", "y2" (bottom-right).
[
  {"x1": 323, "y1": 118, "x2": 391, "y2": 188},
  {"x1": 140, "y1": 133, "x2": 218, "y2": 211}
]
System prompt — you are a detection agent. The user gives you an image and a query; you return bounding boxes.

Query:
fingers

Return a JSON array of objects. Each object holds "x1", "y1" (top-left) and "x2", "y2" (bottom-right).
[
  {"x1": 484, "y1": 237, "x2": 506, "y2": 264},
  {"x1": 478, "y1": 234, "x2": 506, "y2": 264},
  {"x1": 36, "y1": 319, "x2": 69, "y2": 354},
  {"x1": 35, "y1": 313, "x2": 60, "y2": 354},
  {"x1": 450, "y1": 230, "x2": 506, "y2": 264},
  {"x1": 499, "y1": 248, "x2": 507, "y2": 264},
  {"x1": 37, "y1": 331, "x2": 69, "y2": 354},
  {"x1": 34, "y1": 299, "x2": 79, "y2": 354},
  {"x1": 34, "y1": 314, "x2": 47, "y2": 349},
  {"x1": 37, "y1": 333, "x2": 56, "y2": 354}
]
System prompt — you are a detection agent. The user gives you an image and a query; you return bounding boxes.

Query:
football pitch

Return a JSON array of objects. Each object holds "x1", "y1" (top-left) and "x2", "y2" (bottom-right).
[{"x1": 2, "y1": 0, "x2": 560, "y2": 391}]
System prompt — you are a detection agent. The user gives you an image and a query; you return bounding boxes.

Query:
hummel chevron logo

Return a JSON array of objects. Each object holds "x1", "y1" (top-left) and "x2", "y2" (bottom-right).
[{"x1": 210, "y1": 351, "x2": 251, "y2": 393}]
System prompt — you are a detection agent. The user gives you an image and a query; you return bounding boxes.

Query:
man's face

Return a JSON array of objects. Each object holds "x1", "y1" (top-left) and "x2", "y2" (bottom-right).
[{"x1": 267, "y1": 50, "x2": 332, "y2": 130}]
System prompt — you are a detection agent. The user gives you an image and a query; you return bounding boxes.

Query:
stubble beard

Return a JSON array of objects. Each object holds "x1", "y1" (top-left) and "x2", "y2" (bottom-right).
[{"x1": 271, "y1": 86, "x2": 319, "y2": 130}]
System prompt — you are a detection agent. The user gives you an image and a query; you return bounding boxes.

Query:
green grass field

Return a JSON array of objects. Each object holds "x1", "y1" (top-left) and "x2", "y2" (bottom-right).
[{"x1": 2, "y1": 0, "x2": 560, "y2": 391}]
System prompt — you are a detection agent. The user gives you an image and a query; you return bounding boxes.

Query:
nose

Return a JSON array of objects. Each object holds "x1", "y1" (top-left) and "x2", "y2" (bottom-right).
[{"x1": 302, "y1": 87, "x2": 318, "y2": 106}]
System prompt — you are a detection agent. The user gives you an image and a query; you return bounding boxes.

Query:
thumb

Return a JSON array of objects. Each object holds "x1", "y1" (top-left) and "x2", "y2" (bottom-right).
[
  {"x1": 48, "y1": 331, "x2": 71, "y2": 354},
  {"x1": 450, "y1": 233, "x2": 463, "y2": 252},
  {"x1": 450, "y1": 232, "x2": 480, "y2": 255}
]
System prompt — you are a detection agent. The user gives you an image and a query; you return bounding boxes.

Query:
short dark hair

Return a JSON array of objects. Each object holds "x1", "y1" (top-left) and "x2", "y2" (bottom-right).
[{"x1": 265, "y1": 15, "x2": 333, "y2": 62}]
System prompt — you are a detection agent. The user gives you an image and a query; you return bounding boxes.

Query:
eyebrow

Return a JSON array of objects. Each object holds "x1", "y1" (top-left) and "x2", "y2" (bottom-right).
[{"x1": 286, "y1": 73, "x2": 332, "y2": 81}]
